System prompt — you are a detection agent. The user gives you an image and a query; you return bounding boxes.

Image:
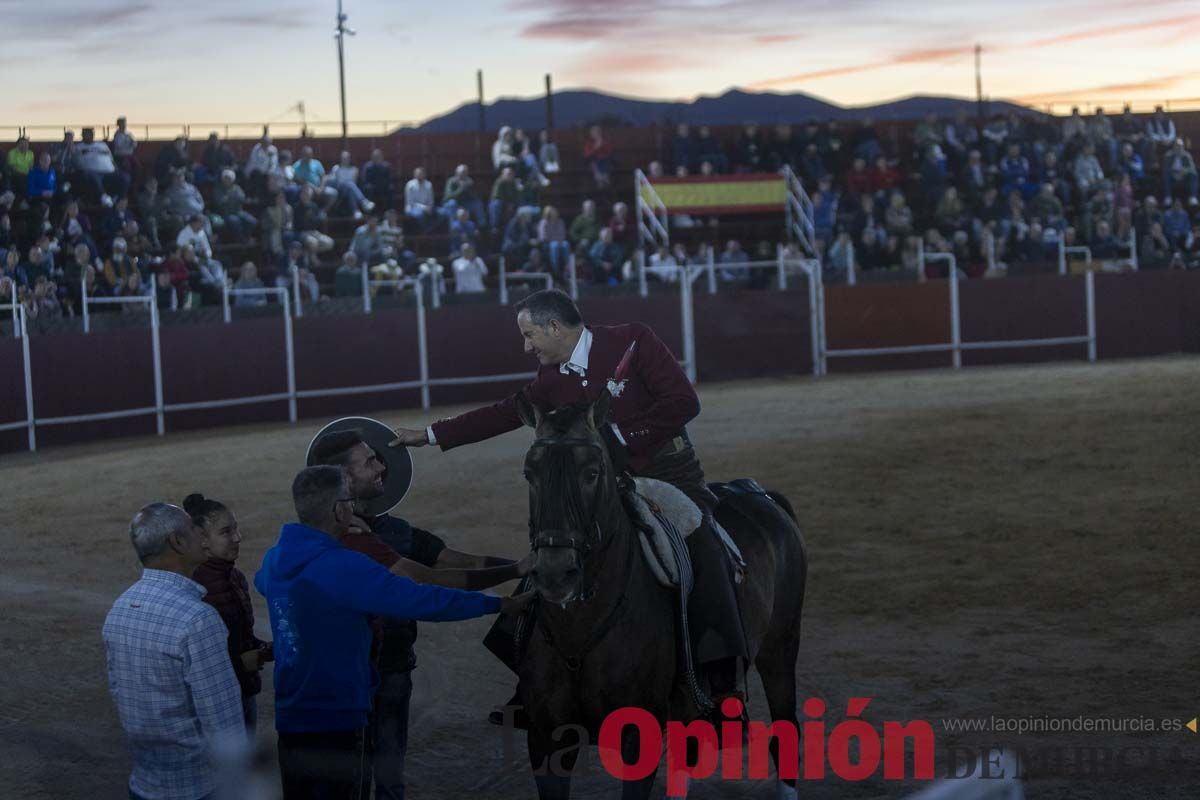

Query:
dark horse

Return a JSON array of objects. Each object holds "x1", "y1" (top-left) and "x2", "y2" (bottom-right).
[{"x1": 514, "y1": 391, "x2": 808, "y2": 799}]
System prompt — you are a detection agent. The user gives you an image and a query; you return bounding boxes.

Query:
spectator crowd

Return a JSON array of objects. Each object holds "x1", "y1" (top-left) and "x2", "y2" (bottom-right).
[{"x1": 2, "y1": 105, "x2": 1197, "y2": 330}]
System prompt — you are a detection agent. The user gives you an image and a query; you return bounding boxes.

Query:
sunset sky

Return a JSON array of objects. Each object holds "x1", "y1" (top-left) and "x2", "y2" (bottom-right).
[{"x1": 5, "y1": 0, "x2": 1199, "y2": 131}]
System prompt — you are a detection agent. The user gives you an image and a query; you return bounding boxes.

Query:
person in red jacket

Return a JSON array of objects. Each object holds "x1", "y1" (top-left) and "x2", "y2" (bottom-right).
[
  {"x1": 390, "y1": 289, "x2": 747, "y2": 722},
  {"x1": 186, "y1": 493, "x2": 272, "y2": 734}
]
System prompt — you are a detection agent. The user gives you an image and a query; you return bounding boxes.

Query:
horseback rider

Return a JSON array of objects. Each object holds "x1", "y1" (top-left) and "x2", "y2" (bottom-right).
[{"x1": 390, "y1": 288, "x2": 748, "y2": 721}]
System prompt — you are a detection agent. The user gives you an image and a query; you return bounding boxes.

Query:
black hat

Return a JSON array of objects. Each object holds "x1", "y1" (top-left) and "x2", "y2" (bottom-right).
[{"x1": 306, "y1": 416, "x2": 413, "y2": 516}]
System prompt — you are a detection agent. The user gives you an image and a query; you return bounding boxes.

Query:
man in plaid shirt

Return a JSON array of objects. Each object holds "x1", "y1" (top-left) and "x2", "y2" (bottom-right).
[{"x1": 103, "y1": 503, "x2": 246, "y2": 800}]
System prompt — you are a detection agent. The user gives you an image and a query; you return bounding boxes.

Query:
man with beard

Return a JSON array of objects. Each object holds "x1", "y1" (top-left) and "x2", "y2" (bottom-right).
[{"x1": 308, "y1": 426, "x2": 530, "y2": 800}]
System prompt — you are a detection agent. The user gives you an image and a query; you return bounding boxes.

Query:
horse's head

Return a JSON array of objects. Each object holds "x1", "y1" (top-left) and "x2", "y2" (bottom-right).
[{"x1": 517, "y1": 391, "x2": 621, "y2": 605}]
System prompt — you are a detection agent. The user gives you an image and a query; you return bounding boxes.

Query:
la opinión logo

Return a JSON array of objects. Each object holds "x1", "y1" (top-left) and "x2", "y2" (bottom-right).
[{"x1": 597, "y1": 697, "x2": 935, "y2": 795}]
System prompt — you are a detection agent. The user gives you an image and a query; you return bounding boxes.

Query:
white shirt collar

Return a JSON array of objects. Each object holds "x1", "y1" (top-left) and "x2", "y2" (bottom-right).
[{"x1": 559, "y1": 327, "x2": 592, "y2": 377}]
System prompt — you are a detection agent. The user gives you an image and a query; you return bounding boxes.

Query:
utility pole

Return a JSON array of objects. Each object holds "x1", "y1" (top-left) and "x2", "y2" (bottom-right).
[
  {"x1": 545, "y1": 73, "x2": 555, "y2": 133},
  {"x1": 974, "y1": 44, "x2": 983, "y2": 123},
  {"x1": 477, "y1": 69, "x2": 486, "y2": 133},
  {"x1": 334, "y1": 0, "x2": 356, "y2": 145}
]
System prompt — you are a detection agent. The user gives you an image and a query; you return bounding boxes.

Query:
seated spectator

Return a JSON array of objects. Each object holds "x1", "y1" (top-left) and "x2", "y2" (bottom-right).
[
  {"x1": 913, "y1": 113, "x2": 943, "y2": 157},
  {"x1": 293, "y1": 147, "x2": 338, "y2": 208},
  {"x1": 451, "y1": 243, "x2": 488, "y2": 293},
  {"x1": 200, "y1": 133, "x2": 237, "y2": 187},
  {"x1": 1088, "y1": 108, "x2": 1117, "y2": 168},
  {"x1": 195, "y1": 249, "x2": 227, "y2": 304},
  {"x1": 379, "y1": 209, "x2": 415, "y2": 269},
  {"x1": 669, "y1": 123, "x2": 697, "y2": 174},
  {"x1": 6, "y1": 137, "x2": 33, "y2": 195},
  {"x1": 162, "y1": 245, "x2": 191, "y2": 306},
  {"x1": 514, "y1": 128, "x2": 550, "y2": 187},
  {"x1": 569, "y1": 199, "x2": 601, "y2": 254},
  {"x1": 735, "y1": 123, "x2": 765, "y2": 172},
  {"x1": 104, "y1": 237, "x2": 145, "y2": 296},
  {"x1": 851, "y1": 193, "x2": 884, "y2": 242},
  {"x1": 294, "y1": 185, "x2": 334, "y2": 252},
  {"x1": 856, "y1": 227, "x2": 883, "y2": 271},
  {"x1": 102, "y1": 195, "x2": 136, "y2": 245},
  {"x1": 934, "y1": 187, "x2": 969, "y2": 235},
  {"x1": 2, "y1": 247, "x2": 19, "y2": 284},
  {"x1": 262, "y1": 191, "x2": 295, "y2": 257},
  {"x1": 768, "y1": 123, "x2": 795, "y2": 171},
  {"x1": 62, "y1": 243, "x2": 98, "y2": 313},
  {"x1": 944, "y1": 110, "x2": 978, "y2": 168},
  {"x1": 538, "y1": 130, "x2": 560, "y2": 174},
  {"x1": 647, "y1": 244, "x2": 679, "y2": 283},
  {"x1": 958, "y1": 150, "x2": 989, "y2": 205},
  {"x1": 583, "y1": 126, "x2": 614, "y2": 189},
  {"x1": 1144, "y1": 106, "x2": 1176, "y2": 155},
  {"x1": 587, "y1": 227, "x2": 624, "y2": 285},
  {"x1": 177, "y1": 215, "x2": 217, "y2": 262},
  {"x1": 26, "y1": 151, "x2": 57, "y2": 207},
  {"x1": 58, "y1": 200, "x2": 96, "y2": 257},
  {"x1": 350, "y1": 214, "x2": 385, "y2": 266},
  {"x1": 869, "y1": 155, "x2": 900, "y2": 199},
  {"x1": 718, "y1": 239, "x2": 748, "y2": 282},
  {"x1": 1113, "y1": 173, "x2": 1135, "y2": 240},
  {"x1": 607, "y1": 201, "x2": 632, "y2": 249},
  {"x1": 334, "y1": 251, "x2": 361, "y2": 298},
  {"x1": 516, "y1": 173, "x2": 543, "y2": 218},
  {"x1": 269, "y1": 148, "x2": 297, "y2": 202},
  {"x1": 245, "y1": 133, "x2": 275, "y2": 196},
  {"x1": 981, "y1": 114, "x2": 1009, "y2": 163},
  {"x1": 920, "y1": 145, "x2": 948, "y2": 208},
  {"x1": 0, "y1": 274, "x2": 14, "y2": 308},
  {"x1": 330, "y1": 151, "x2": 374, "y2": 217},
  {"x1": 404, "y1": 167, "x2": 440, "y2": 232},
  {"x1": 447, "y1": 208, "x2": 478, "y2": 259},
  {"x1": 360, "y1": 149, "x2": 395, "y2": 210},
  {"x1": 998, "y1": 143, "x2": 1033, "y2": 200},
  {"x1": 137, "y1": 176, "x2": 165, "y2": 249},
  {"x1": 212, "y1": 170, "x2": 257, "y2": 242},
  {"x1": 1163, "y1": 198, "x2": 1191, "y2": 249},
  {"x1": 695, "y1": 126, "x2": 728, "y2": 173},
  {"x1": 812, "y1": 175, "x2": 839, "y2": 243},
  {"x1": 826, "y1": 231, "x2": 854, "y2": 283},
  {"x1": 537, "y1": 205, "x2": 569, "y2": 276},
  {"x1": 1161, "y1": 140, "x2": 1198, "y2": 203},
  {"x1": 442, "y1": 164, "x2": 486, "y2": 228},
  {"x1": 1061, "y1": 107, "x2": 1087, "y2": 145},
  {"x1": 1114, "y1": 105, "x2": 1143, "y2": 150},
  {"x1": 17, "y1": 244, "x2": 52, "y2": 289},
  {"x1": 884, "y1": 192, "x2": 914, "y2": 238},
  {"x1": 152, "y1": 267, "x2": 179, "y2": 312},
  {"x1": 1017, "y1": 222, "x2": 1056, "y2": 265},
  {"x1": 1139, "y1": 221, "x2": 1173, "y2": 269},
  {"x1": 154, "y1": 136, "x2": 190, "y2": 185},
  {"x1": 1091, "y1": 221, "x2": 1119, "y2": 260},
  {"x1": 234, "y1": 262, "x2": 267, "y2": 307},
  {"x1": 1038, "y1": 150, "x2": 1071, "y2": 207},
  {"x1": 799, "y1": 143, "x2": 826, "y2": 186},
  {"x1": 1028, "y1": 183, "x2": 1065, "y2": 231},
  {"x1": 276, "y1": 240, "x2": 320, "y2": 302},
  {"x1": 845, "y1": 157, "x2": 872, "y2": 198},
  {"x1": 163, "y1": 170, "x2": 207, "y2": 229},
  {"x1": 492, "y1": 126, "x2": 520, "y2": 172},
  {"x1": 502, "y1": 209, "x2": 538, "y2": 267},
  {"x1": 1118, "y1": 142, "x2": 1145, "y2": 185},
  {"x1": 1073, "y1": 143, "x2": 1105, "y2": 198},
  {"x1": 25, "y1": 274, "x2": 63, "y2": 321}
]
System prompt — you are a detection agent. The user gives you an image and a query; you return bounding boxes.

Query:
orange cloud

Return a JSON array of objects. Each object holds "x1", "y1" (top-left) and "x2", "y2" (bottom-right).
[
  {"x1": 1026, "y1": 13, "x2": 1200, "y2": 47},
  {"x1": 1012, "y1": 71, "x2": 1198, "y2": 103},
  {"x1": 748, "y1": 46, "x2": 973, "y2": 89}
]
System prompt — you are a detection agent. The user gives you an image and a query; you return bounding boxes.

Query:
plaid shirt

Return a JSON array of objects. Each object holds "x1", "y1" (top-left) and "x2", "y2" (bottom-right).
[{"x1": 103, "y1": 569, "x2": 245, "y2": 800}]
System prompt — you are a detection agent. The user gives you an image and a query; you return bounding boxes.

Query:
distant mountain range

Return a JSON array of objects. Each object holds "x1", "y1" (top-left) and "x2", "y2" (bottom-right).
[{"x1": 409, "y1": 88, "x2": 1034, "y2": 134}]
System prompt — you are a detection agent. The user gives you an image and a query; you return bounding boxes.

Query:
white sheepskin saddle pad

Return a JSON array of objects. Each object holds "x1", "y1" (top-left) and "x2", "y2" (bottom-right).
[{"x1": 627, "y1": 477, "x2": 744, "y2": 588}]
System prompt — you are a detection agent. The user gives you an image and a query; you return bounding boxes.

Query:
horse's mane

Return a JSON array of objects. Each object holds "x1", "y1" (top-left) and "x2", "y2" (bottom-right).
[{"x1": 541, "y1": 403, "x2": 626, "y2": 474}]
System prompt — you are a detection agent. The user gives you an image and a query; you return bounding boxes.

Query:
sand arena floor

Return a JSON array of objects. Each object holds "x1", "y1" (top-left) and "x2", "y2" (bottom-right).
[{"x1": 1, "y1": 356, "x2": 1196, "y2": 799}]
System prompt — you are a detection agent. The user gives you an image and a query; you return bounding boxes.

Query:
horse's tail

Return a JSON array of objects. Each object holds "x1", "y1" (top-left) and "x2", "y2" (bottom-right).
[{"x1": 766, "y1": 490, "x2": 798, "y2": 524}]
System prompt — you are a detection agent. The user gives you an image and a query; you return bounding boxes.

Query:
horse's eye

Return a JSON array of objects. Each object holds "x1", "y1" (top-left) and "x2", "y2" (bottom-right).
[
  {"x1": 523, "y1": 469, "x2": 534, "y2": 483},
  {"x1": 583, "y1": 469, "x2": 600, "y2": 482}
]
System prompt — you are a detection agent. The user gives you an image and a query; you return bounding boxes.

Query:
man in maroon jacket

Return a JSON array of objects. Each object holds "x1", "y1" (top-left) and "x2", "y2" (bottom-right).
[{"x1": 390, "y1": 289, "x2": 747, "y2": 717}]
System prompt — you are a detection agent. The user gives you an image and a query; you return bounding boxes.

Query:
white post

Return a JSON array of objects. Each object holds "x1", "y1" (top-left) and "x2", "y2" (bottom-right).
[
  {"x1": 1128, "y1": 227, "x2": 1138, "y2": 271},
  {"x1": 1058, "y1": 236, "x2": 1067, "y2": 275},
  {"x1": 149, "y1": 297, "x2": 164, "y2": 436},
  {"x1": 498, "y1": 256, "x2": 508, "y2": 305},
  {"x1": 8, "y1": 301, "x2": 19, "y2": 339},
  {"x1": 846, "y1": 242, "x2": 856, "y2": 287},
  {"x1": 679, "y1": 266, "x2": 697, "y2": 383},
  {"x1": 986, "y1": 231, "x2": 996, "y2": 273},
  {"x1": 949, "y1": 255, "x2": 961, "y2": 369},
  {"x1": 916, "y1": 238, "x2": 926, "y2": 283},
  {"x1": 806, "y1": 262, "x2": 820, "y2": 377},
  {"x1": 430, "y1": 263, "x2": 442, "y2": 309},
  {"x1": 777, "y1": 248, "x2": 788, "y2": 290},
  {"x1": 361, "y1": 264, "x2": 371, "y2": 313},
  {"x1": 1085, "y1": 270, "x2": 1097, "y2": 363},
  {"x1": 816, "y1": 263, "x2": 828, "y2": 376},
  {"x1": 706, "y1": 247, "x2": 716, "y2": 295},
  {"x1": 416, "y1": 277, "x2": 430, "y2": 409},
  {"x1": 292, "y1": 267, "x2": 303, "y2": 318},
  {"x1": 638, "y1": 249, "x2": 648, "y2": 298},
  {"x1": 19, "y1": 305, "x2": 35, "y2": 451},
  {"x1": 567, "y1": 253, "x2": 579, "y2": 300},
  {"x1": 281, "y1": 291, "x2": 297, "y2": 422},
  {"x1": 81, "y1": 278, "x2": 90, "y2": 333},
  {"x1": 222, "y1": 279, "x2": 231, "y2": 323}
]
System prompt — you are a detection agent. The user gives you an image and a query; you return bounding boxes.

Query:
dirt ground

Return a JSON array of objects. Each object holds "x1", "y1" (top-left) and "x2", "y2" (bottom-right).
[{"x1": 1, "y1": 356, "x2": 1197, "y2": 799}]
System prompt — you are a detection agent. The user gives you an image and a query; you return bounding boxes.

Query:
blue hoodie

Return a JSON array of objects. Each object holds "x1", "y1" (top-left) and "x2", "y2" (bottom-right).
[{"x1": 254, "y1": 522, "x2": 502, "y2": 733}]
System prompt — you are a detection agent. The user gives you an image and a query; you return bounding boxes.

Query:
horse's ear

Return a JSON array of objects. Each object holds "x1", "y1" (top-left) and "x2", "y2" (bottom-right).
[
  {"x1": 515, "y1": 393, "x2": 543, "y2": 429},
  {"x1": 590, "y1": 389, "x2": 612, "y2": 431}
]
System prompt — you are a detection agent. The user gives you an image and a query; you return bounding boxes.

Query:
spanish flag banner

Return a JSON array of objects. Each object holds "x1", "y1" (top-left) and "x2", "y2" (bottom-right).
[{"x1": 641, "y1": 173, "x2": 786, "y2": 215}]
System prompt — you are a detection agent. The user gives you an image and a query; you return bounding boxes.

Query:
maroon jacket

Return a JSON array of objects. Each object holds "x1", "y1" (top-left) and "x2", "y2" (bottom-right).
[
  {"x1": 193, "y1": 559, "x2": 271, "y2": 697},
  {"x1": 431, "y1": 323, "x2": 698, "y2": 472}
]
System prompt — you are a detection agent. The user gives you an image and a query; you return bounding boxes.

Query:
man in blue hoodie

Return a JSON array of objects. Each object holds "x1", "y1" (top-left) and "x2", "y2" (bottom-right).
[{"x1": 256, "y1": 465, "x2": 531, "y2": 799}]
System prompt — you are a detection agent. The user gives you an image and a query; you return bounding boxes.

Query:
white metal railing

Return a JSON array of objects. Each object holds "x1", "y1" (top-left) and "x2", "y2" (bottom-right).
[
  {"x1": 1125, "y1": 227, "x2": 1139, "y2": 271},
  {"x1": 497, "y1": 257, "x2": 555, "y2": 305},
  {"x1": 817, "y1": 260, "x2": 1098, "y2": 374},
  {"x1": 292, "y1": 267, "x2": 303, "y2": 318},
  {"x1": 1058, "y1": 238, "x2": 1092, "y2": 275},
  {"x1": 634, "y1": 169, "x2": 670, "y2": 253},
  {"x1": 0, "y1": 304, "x2": 36, "y2": 449},
  {"x1": 566, "y1": 253, "x2": 579, "y2": 300},
  {"x1": 783, "y1": 166, "x2": 816, "y2": 257}
]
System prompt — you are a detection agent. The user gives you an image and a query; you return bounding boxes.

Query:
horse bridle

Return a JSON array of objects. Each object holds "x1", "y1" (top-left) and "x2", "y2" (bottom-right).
[{"x1": 526, "y1": 436, "x2": 607, "y2": 556}]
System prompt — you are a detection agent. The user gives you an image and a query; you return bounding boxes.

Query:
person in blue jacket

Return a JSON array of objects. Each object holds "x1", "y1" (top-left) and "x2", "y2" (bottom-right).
[{"x1": 255, "y1": 465, "x2": 532, "y2": 799}]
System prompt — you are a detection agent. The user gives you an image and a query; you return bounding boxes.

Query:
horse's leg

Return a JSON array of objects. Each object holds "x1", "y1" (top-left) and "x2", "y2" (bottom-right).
[
  {"x1": 528, "y1": 726, "x2": 579, "y2": 800},
  {"x1": 618, "y1": 726, "x2": 660, "y2": 800},
  {"x1": 756, "y1": 634, "x2": 801, "y2": 800}
]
